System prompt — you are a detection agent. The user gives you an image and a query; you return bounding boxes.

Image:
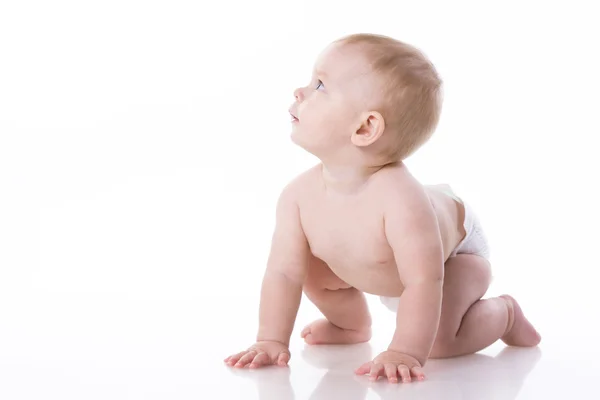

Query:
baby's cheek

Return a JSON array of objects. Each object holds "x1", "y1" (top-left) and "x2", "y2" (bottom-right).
[{"x1": 316, "y1": 107, "x2": 343, "y2": 127}]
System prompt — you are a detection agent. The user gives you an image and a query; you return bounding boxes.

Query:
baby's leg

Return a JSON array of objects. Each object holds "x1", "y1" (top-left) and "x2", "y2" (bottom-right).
[
  {"x1": 301, "y1": 255, "x2": 372, "y2": 345},
  {"x1": 430, "y1": 254, "x2": 541, "y2": 358}
]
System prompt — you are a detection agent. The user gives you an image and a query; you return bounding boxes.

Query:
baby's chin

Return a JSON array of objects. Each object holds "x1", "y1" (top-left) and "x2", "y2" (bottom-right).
[
  {"x1": 291, "y1": 128, "x2": 349, "y2": 160},
  {"x1": 290, "y1": 130, "x2": 311, "y2": 151},
  {"x1": 290, "y1": 132, "x2": 323, "y2": 158},
  {"x1": 289, "y1": 126, "x2": 305, "y2": 145}
]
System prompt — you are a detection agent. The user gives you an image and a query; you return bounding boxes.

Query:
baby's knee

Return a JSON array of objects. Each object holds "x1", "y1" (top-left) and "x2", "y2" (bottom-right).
[
  {"x1": 430, "y1": 319, "x2": 465, "y2": 358},
  {"x1": 429, "y1": 334, "x2": 457, "y2": 359}
]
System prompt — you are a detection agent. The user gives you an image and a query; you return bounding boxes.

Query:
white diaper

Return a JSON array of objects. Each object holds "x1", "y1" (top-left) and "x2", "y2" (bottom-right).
[
  {"x1": 379, "y1": 196, "x2": 491, "y2": 312},
  {"x1": 450, "y1": 200, "x2": 491, "y2": 260}
]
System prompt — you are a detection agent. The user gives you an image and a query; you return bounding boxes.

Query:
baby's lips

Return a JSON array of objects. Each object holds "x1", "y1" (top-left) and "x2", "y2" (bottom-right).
[{"x1": 288, "y1": 107, "x2": 299, "y2": 121}]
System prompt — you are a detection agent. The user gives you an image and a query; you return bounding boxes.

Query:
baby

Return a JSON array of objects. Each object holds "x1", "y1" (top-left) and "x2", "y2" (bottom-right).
[{"x1": 224, "y1": 33, "x2": 541, "y2": 383}]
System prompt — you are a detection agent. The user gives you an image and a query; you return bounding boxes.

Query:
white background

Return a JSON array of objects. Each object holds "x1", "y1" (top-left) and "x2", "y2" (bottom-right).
[{"x1": 1, "y1": 0, "x2": 599, "y2": 399}]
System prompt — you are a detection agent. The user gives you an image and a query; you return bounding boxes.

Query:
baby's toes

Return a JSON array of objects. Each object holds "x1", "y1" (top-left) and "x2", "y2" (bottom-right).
[
  {"x1": 300, "y1": 325, "x2": 311, "y2": 338},
  {"x1": 303, "y1": 333, "x2": 317, "y2": 345}
]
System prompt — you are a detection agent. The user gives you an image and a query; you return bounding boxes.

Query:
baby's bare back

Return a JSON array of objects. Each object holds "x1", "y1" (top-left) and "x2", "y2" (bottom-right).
[{"x1": 295, "y1": 164, "x2": 466, "y2": 297}]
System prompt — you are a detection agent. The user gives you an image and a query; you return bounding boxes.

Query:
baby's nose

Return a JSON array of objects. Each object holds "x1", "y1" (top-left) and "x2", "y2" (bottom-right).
[{"x1": 294, "y1": 87, "x2": 304, "y2": 102}]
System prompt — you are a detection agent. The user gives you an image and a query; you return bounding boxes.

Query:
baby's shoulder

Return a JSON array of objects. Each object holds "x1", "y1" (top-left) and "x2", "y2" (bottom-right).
[
  {"x1": 371, "y1": 163, "x2": 426, "y2": 201},
  {"x1": 373, "y1": 165, "x2": 437, "y2": 235},
  {"x1": 278, "y1": 164, "x2": 322, "y2": 202}
]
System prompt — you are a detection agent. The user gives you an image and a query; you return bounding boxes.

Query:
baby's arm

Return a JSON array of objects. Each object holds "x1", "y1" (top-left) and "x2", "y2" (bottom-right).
[
  {"x1": 257, "y1": 183, "x2": 310, "y2": 344},
  {"x1": 384, "y1": 187, "x2": 444, "y2": 366},
  {"x1": 225, "y1": 182, "x2": 310, "y2": 368}
]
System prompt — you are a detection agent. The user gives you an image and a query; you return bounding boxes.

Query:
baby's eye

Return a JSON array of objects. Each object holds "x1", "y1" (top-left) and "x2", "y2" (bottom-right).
[{"x1": 315, "y1": 80, "x2": 324, "y2": 91}]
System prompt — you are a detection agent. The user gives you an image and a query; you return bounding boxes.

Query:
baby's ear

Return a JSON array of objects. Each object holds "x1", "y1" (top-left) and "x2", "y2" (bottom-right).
[{"x1": 351, "y1": 111, "x2": 385, "y2": 147}]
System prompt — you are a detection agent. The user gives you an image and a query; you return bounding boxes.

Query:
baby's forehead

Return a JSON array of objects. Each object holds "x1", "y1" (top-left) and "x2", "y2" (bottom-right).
[{"x1": 314, "y1": 43, "x2": 374, "y2": 82}]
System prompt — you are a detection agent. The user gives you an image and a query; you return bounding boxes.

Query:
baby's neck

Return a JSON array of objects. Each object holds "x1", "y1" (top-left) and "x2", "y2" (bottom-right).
[{"x1": 320, "y1": 162, "x2": 396, "y2": 195}]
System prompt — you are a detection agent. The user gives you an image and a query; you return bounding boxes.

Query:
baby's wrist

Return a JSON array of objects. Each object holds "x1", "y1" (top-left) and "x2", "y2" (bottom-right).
[
  {"x1": 387, "y1": 344, "x2": 427, "y2": 366},
  {"x1": 256, "y1": 334, "x2": 290, "y2": 347}
]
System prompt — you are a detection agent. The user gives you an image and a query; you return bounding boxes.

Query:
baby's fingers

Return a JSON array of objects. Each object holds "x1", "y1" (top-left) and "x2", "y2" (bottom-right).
[
  {"x1": 369, "y1": 363, "x2": 384, "y2": 381},
  {"x1": 355, "y1": 361, "x2": 373, "y2": 375},
  {"x1": 384, "y1": 363, "x2": 399, "y2": 383},
  {"x1": 277, "y1": 352, "x2": 290, "y2": 366},
  {"x1": 234, "y1": 351, "x2": 257, "y2": 368},
  {"x1": 411, "y1": 366, "x2": 426, "y2": 381},
  {"x1": 249, "y1": 352, "x2": 270, "y2": 369},
  {"x1": 398, "y1": 365, "x2": 411, "y2": 383},
  {"x1": 225, "y1": 351, "x2": 247, "y2": 366}
]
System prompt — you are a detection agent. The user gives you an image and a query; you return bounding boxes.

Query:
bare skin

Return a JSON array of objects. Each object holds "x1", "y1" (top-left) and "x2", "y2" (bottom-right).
[
  {"x1": 224, "y1": 38, "x2": 541, "y2": 383},
  {"x1": 225, "y1": 164, "x2": 541, "y2": 381}
]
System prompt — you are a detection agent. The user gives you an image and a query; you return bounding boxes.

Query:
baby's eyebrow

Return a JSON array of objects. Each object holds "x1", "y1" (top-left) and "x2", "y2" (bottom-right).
[{"x1": 315, "y1": 69, "x2": 329, "y2": 80}]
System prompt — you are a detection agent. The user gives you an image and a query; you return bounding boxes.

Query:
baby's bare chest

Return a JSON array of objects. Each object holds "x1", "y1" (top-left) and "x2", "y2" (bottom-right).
[
  {"x1": 300, "y1": 202, "x2": 397, "y2": 281},
  {"x1": 306, "y1": 217, "x2": 389, "y2": 263}
]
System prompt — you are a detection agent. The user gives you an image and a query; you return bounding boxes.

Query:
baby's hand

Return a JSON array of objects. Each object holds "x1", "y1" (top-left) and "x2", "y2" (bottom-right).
[
  {"x1": 355, "y1": 350, "x2": 425, "y2": 383},
  {"x1": 224, "y1": 341, "x2": 291, "y2": 369}
]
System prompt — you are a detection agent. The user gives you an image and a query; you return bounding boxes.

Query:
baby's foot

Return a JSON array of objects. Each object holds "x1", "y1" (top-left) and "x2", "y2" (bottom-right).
[
  {"x1": 301, "y1": 319, "x2": 371, "y2": 345},
  {"x1": 500, "y1": 295, "x2": 542, "y2": 347}
]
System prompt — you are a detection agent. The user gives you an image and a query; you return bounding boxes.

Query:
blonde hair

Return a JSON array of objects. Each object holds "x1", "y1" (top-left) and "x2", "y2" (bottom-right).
[{"x1": 335, "y1": 33, "x2": 443, "y2": 161}]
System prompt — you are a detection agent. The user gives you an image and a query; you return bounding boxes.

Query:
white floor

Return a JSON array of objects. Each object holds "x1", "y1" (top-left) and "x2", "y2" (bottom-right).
[{"x1": 1, "y1": 277, "x2": 599, "y2": 399}]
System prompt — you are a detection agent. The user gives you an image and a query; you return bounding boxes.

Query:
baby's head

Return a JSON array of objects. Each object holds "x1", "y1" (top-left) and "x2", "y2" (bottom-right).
[{"x1": 289, "y1": 33, "x2": 442, "y2": 164}]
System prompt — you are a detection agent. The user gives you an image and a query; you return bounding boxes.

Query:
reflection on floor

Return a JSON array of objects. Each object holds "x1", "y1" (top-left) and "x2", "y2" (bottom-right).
[{"x1": 229, "y1": 343, "x2": 542, "y2": 400}]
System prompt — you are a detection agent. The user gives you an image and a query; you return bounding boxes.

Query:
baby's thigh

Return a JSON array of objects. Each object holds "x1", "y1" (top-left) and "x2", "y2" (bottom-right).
[
  {"x1": 304, "y1": 255, "x2": 351, "y2": 291},
  {"x1": 440, "y1": 254, "x2": 492, "y2": 316}
]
